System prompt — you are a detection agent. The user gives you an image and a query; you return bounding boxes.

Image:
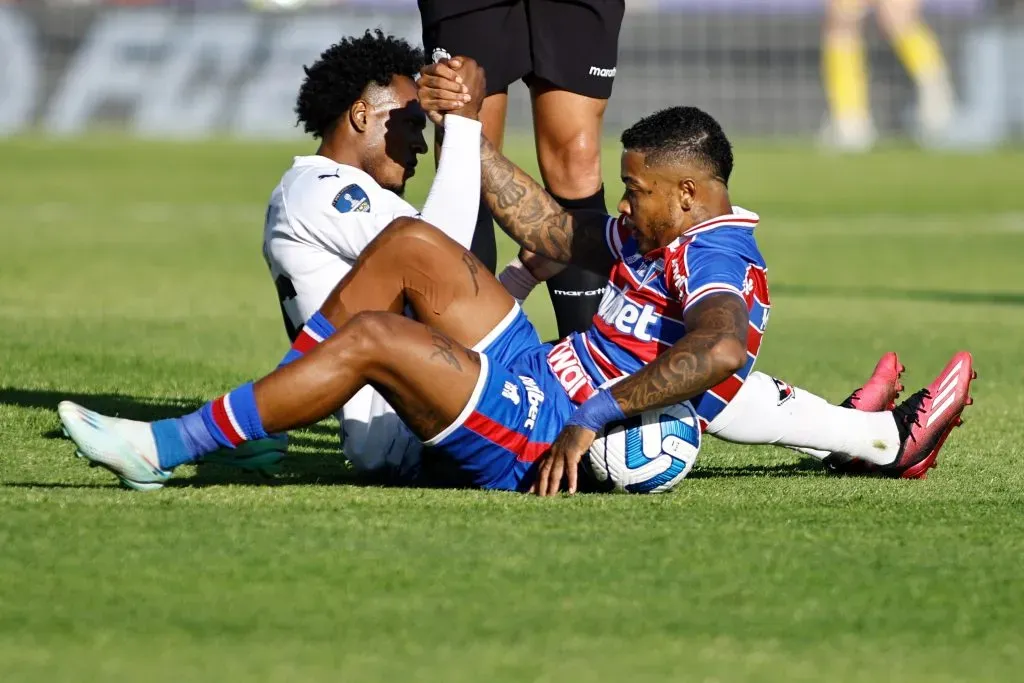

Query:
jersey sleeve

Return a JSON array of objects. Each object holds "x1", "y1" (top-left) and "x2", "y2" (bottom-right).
[
  {"x1": 294, "y1": 178, "x2": 418, "y2": 261},
  {"x1": 675, "y1": 237, "x2": 750, "y2": 313},
  {"x1": 603, "y1": 214, "x2": 634, "y2": 260}
]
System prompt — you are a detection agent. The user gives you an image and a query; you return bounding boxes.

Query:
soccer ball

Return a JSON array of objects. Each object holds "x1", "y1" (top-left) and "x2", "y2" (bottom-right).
[{"x1": 585, "y1": 402, "x2": 700, "y2": 493}]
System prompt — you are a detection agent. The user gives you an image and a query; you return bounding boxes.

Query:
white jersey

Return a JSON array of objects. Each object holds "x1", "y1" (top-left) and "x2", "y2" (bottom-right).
[
  {"x1": 261, "y1": 115, "x2": 482, "y2": 477},
  {"x1": 263, "y1": 157, "x2": 418, "y2": 338}
]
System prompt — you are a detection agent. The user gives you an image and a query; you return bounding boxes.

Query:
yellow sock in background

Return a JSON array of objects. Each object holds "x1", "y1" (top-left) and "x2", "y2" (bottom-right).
[
  {"x1": 891, "y1": 22, "x2": 947, "y2": 83},
  {"x1": 823, "y1": 35, "x2": 869, "y2": 121}
]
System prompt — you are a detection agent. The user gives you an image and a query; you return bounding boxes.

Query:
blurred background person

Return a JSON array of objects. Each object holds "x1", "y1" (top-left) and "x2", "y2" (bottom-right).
[
  {"x1": 418, "y1": 0, "x2": 625, "y2": 339},
  {"x1": 821, "y1": 0, "x2": 956, "y2": 151}
]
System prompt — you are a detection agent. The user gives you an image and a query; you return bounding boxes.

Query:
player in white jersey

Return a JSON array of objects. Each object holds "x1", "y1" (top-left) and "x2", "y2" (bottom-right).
[{"x1": 257, "y1": 31, "x2": 494, "y2": 478}]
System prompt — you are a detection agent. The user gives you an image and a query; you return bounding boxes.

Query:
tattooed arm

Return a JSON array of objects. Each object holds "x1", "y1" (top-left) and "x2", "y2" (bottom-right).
[
  {"x1": 610, "y1": 293, "x2": 749, "y2": 415},
  {"x1": 532, "y1": 293, "x2": 749, "y2": 496},
  {"x1": 480, "y1": 137, "x2": 614, "y2": 275}
]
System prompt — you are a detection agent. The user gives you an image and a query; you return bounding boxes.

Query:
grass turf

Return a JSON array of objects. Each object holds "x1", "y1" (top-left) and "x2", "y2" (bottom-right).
[{"x1": 1, "y1": 137, "x2": 1023, "y2": 682}]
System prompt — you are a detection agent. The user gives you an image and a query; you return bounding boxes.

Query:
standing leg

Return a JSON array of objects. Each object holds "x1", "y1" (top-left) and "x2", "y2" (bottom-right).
[
  {"x1": 876, "y1": 0, "x2": 955, "y2": 138},
  {"x1": 525, "y1": 0, "x2": 625, "y2": 337},
  {"x1": 529, "y1": 82, "x2": 612, "y2": 337},
  {"x1": 821, "y1": 0, "x2": 876, "y2": 151}
]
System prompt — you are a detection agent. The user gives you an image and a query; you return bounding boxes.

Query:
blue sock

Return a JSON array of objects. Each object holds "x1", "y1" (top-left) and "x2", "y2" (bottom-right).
[
  {"x1": 278, "y1": 311, "x2": 336, "y2": 368},
  {"x1": 152, "y1": 382, "x2": 269, "y2": 470}
]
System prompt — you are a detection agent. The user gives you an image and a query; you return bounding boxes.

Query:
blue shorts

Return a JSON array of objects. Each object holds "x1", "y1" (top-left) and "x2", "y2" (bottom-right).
[{"x1": 425, "y1": 305, "x2": 575, "y2": 492}]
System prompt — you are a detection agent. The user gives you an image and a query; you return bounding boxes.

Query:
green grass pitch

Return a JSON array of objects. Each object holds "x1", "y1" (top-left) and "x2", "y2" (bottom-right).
[{"x1": 1, "y1": 136, "x2": 1023, "y2": 682}]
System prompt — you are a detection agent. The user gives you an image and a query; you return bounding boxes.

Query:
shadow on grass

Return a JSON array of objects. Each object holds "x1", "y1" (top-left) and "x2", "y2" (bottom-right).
[
  {"x1": 689, "y1": 460, "x2": 824, "y2": 479},
  {"x1": 773, "y1": 284, "x2": 1024, "y2": 307},
  {"x1": 2, "y1": 387, "x2": 828, "y2": 492}
]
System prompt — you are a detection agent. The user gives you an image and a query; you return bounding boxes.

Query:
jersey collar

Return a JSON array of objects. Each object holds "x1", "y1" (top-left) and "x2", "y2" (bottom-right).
[{"x1": 664, "y1": 206, "x2": 760, "y2": 250}]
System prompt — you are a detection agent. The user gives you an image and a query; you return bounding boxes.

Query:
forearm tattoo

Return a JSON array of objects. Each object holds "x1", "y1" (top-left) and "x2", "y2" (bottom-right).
[
  {"x1": 480, "y1": 138, "x2": 611, "y2": 272},
  {"x1": 610, "y1": 294, "x2": 750, "y2": 415}
]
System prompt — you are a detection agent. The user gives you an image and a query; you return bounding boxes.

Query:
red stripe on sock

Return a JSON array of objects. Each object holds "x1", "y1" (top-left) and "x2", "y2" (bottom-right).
[
  {"x1": 210, "y1": 397, "x2": 243, "y2": 446},
  {"x1": 292, "y1": 329, "x2": 321, "y2": 355}
]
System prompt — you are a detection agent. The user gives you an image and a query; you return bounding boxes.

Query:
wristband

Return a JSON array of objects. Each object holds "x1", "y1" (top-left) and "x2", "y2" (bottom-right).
[
  {"x1": 497, "y1": 256, "x2": 540, "y2": 303},
  {"x1": 566, "y1": 390, "x2": 626, "y2": 433}
]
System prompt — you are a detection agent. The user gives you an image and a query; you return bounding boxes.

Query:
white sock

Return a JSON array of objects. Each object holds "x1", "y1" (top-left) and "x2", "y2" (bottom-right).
[{"x1": 707, "y1": 371, "x2": 901, "y2": 466}]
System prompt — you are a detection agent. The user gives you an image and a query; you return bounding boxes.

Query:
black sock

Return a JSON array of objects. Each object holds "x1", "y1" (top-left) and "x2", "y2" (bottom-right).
[
  {"x1": 470, "y1": 197, "x2": 497, "y2": 274},
  {"x1": 546, "y1": 186, "x2": 609, "y2": 338}
]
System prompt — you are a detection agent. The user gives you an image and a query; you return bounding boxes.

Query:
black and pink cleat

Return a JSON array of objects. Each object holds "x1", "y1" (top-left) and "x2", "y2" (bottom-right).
[{"x1": 883, "y1": 351, "x2": 975, "y2": 479}]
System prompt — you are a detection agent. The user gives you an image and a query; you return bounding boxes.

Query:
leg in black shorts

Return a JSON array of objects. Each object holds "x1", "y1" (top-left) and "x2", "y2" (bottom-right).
[{"x1": 419, "y1": 0, "x2": 625, "y2": 337}]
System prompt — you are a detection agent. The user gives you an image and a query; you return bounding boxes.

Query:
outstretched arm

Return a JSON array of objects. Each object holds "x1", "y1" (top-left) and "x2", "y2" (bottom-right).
[
  {"x1": 479, "y1": 137, "x2": 614, "y2": 275},
  {"x1": 533, "y1": 293, "x2": 750, "y2": 496}
]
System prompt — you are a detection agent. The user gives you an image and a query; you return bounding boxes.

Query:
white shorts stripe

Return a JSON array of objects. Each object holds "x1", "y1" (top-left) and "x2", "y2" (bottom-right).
[{"x1": 424, "y1": 354, "x2": 490, "y2": 446}]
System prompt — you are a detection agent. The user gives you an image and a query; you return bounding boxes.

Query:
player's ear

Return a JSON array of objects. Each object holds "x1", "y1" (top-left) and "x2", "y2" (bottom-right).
[
  {"x1": 677, "y1": 177, "x2": 697, "y2": 211},
  {"x1": 349, "y1": 100, "x2": 369, "y2": 133}
]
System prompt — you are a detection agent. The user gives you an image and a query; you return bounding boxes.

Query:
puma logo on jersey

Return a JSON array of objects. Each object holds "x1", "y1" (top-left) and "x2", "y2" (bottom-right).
[
  {"x1": 925, "y1": 359, "x2": 964, "y2": 427},
  {"x1": 332, "y1": 184, "x2": 370, "y2": 213}
]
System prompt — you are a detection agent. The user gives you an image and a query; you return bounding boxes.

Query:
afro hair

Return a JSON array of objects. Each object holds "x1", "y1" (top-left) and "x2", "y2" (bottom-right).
[{"x1": 295, "y1": 29, "x2": 424, "y2": 139}]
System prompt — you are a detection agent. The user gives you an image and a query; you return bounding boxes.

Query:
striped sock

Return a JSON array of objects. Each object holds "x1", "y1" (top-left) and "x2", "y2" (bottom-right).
[
  {"x1": 152, "y1": 382, "x2": 268, "y2": 469},
  {"x1": 279, "y1": 311, "x2": 336, "y2": 367}
]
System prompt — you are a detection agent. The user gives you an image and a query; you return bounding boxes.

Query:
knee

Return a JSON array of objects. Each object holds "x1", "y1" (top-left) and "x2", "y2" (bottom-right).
[
  {"x1": 341, "y1": 311, "x2": 401, "y2": 365},
  {"x1": 825, "y1": 0, "x2": 865, "y2": 35},
  {"x1": 536, "y1": 133, "x2": 603, "y2": 198},
  {"x1": 876, "y1": 1, "x2": 918, "y2": 37}
]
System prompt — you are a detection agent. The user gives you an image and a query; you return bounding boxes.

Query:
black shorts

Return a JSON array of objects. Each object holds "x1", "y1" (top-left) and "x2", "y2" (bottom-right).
[{"x1": 419, "y1": 0, "x2": 624, "y2": 99}]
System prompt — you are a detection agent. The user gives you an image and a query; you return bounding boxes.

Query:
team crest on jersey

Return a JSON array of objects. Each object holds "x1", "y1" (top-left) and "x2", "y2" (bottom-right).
[
  {"x1": 431, "y1": 47, "x2": 452, "y2": 64},
  {"x1": 771, "y1": 377, "x2": 795, "y2": 405},
  {"x1": 332, "y1": 184, "x2": 370, "y2": 213}
]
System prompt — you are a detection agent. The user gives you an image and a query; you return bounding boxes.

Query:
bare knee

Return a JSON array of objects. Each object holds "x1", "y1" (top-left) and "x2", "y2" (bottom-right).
[
  {"x1": 536, "y1": 134, "x2": 603, "y2": 198},
  {"x1": 825, "y1": 0, "x2": 866, "y2": 36},
  {"x1": 876, "y1": 0, "x2": 920, "y2": 37},
  {"x1": 341, "y1": 311, "x2": 404, "y2": 377}
]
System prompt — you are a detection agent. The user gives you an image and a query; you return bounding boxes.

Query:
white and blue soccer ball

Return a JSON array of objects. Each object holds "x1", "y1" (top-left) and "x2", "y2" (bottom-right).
[{"x1": 586, "y1": 401, "x2": 700, "y2": 493}]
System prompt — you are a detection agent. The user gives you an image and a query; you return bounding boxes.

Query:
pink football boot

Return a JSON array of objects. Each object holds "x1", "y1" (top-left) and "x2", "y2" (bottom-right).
[
  {"x1": 882, "y1": 351, "x2": 976, "y2": 479},
  {"x1": 842, "y1": 351, "x2": 905, "y2": 412},
  {"x1": 824, "y1": 352, "x2": 905, "y2": 474}
]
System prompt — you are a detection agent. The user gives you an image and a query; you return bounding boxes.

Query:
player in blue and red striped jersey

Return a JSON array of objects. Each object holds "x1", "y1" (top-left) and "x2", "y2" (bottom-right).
[{"x1": 56, "y1": 87, "x2": 974, "y2": 494}]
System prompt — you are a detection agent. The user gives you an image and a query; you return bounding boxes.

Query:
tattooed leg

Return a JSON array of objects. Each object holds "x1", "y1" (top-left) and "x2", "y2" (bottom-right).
[
  {"x1": 254, "y1": 312, "x2": 481, "y2": 441},
  {"x1": 318, "y1": 216, "x2": 515, "y2": 349}
]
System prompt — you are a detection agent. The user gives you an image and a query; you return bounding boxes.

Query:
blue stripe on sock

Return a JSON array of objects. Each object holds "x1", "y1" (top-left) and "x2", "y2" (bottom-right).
[
  {"x1": 226, "y1": 382, "x2": 268, "y2": 442},
  {"x1": 306, "y1": 311, "x2": 336, "y2": 339}
]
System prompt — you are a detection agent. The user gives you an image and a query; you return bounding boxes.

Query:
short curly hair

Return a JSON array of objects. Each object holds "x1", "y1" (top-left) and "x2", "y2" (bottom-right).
[
  {"x1": 620, "y1": 107, "x2": 734, "y2": 185},
  {"x1": 295, "y1": 30, "x2": 425, "y2": 139}
]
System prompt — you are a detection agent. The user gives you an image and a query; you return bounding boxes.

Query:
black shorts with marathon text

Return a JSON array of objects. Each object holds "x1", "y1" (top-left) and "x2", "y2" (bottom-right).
[{"x1": 418, "y1": 0, "x2": 624, "y2": 99}]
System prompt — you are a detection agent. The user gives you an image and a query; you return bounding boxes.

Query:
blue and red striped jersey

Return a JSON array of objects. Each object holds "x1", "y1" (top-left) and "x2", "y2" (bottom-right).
[{"x1": 545, "y1": 207, "x2": 770, "y2": 430}]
